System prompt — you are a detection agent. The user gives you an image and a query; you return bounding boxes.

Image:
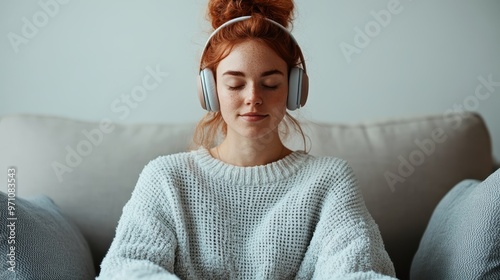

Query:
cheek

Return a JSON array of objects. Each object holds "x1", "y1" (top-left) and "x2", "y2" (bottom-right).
[
  {"x1": 274, "y1": 88, "x2": 289, "y2": 108},
  {"x1": 217, "y1": 90, "x2": 239, "y2": 113},
  {"x1": 270, "y1": 93, "x2": 288, "y2": 118}
]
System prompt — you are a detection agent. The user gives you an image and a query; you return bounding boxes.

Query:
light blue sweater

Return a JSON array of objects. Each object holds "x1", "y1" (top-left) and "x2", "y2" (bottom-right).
[{"x1": 97, "y1": 148, "x2": 397, "y2": 279}]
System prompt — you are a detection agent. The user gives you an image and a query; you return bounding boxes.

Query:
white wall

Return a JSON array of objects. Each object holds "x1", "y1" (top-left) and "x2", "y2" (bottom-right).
[{"x1": 1, "y1": 0, "x2": 499, "y2": 162}]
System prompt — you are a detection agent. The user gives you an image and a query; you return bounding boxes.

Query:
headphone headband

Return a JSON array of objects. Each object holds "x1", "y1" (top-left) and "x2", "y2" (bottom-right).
[{"x1": 200, "y1": 15, "x2": 306, "y2": 72}]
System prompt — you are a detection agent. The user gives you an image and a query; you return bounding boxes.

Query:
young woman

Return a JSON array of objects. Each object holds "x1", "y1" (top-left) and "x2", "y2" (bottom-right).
[{"x1": 98, "y1": 0, "x2": 397, "y2": 279}]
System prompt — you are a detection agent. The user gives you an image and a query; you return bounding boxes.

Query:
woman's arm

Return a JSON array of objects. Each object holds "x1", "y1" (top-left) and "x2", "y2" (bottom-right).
[
  {"x1": 298, "y1": 161, "x2": 397, "y2": 280},
  {"x1": 97, "y1": 162, "x2": 180, "y2": 280}
]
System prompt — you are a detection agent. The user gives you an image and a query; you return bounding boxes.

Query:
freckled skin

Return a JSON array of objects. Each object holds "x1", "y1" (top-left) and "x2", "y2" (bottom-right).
[
  {"x1": 216, "y1": 40, "x2": 288, "y2": 140},
  {"x1": 211, "y1": 39, "x2": 292, "y2": 166}
]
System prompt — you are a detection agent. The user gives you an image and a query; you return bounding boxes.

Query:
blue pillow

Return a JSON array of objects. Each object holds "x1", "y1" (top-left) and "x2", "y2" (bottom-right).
[
  {"x1": 410, "y1": 169, "x2": 500, "y2": 279},
  {"x1": 0, "y1": 192, "x2": 95, "y2": 280}
]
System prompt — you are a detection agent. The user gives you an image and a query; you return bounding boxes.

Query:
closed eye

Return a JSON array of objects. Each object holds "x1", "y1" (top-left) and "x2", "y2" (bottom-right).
[
  {"x1": 227, "y1": 85, "x2": 244, "y2": 91},
  {"x1": 263, "y1": 84, "x2": 279, "y2": 90},
  {"x1": 227, "y1": 84, "x2": 280, "y2": 91}
]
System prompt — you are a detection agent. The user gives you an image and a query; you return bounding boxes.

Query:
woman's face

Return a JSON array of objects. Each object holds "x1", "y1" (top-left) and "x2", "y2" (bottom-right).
[{"x1": 215, "y1": 40, "x2": 288, "y2": 141}]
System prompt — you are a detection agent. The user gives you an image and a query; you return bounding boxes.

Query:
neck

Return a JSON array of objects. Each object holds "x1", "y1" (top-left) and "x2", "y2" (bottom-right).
[{"x1": 211, "y1": 132, "x2": 291, "y2": 167}]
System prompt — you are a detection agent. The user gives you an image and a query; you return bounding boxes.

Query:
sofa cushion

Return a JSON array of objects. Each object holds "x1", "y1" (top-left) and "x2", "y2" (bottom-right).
[
  {"x1": 410, "y1": 169, "x2": 500, "y2": 279},
  {"x1": 0, "y1": 191, "x2": 95, "y2": 280}
]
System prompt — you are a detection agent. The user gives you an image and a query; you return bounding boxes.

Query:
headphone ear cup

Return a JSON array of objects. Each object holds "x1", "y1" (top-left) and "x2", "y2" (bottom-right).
[
  {"x1": 198, "y1": 68, "x2": 219, "y2": 112},
  {"x1": 287, "y1": 67, "x2": 308, "y2": 110},
  {"x1": 197, "y1": 74, "x2": 207, "y2": 110}
]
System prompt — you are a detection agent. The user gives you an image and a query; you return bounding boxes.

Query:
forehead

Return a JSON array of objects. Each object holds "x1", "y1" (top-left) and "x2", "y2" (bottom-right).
[{"x1": 216, "y1": 40, "x2": 287, "y2": 74}]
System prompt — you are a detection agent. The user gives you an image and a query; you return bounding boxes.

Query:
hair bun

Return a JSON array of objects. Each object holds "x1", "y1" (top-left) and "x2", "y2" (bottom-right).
[{"x1": 208, "y1": 0, "x2": 294, "y2": 29}]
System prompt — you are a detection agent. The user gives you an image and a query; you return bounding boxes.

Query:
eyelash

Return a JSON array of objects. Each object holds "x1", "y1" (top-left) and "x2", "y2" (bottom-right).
[
  {"x1": 227, "y1": 85, "x2": 278, "y2": 91},
  {"x1": 228, "y1": 86, "x2": 242, "y2": 91}
]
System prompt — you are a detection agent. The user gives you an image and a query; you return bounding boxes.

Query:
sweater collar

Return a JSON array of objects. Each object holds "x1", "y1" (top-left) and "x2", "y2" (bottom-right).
[{"x1": 194, "y1": 148, "x2": 310, "y2": 186}]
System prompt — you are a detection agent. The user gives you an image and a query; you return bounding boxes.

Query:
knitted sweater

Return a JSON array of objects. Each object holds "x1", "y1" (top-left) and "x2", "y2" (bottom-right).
[{"x1": 97, "y1": 148, "x2": 397, "y2": 280}]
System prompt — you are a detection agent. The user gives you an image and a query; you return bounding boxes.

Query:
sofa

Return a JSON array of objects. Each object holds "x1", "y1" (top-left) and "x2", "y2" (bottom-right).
[{"x1": 0, "y1": 112, "x2": 497, "y2": 280}]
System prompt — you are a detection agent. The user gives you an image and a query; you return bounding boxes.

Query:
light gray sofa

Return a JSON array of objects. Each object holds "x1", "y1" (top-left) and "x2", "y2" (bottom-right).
[{"x1": 0, "y1": 112, "x2": 496, "y2": 279}]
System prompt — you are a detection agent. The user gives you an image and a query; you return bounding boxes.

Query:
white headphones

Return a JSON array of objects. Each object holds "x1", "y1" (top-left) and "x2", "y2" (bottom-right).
[{"x1": 197, "y1": 16, "x2": 309, "y2": 112}]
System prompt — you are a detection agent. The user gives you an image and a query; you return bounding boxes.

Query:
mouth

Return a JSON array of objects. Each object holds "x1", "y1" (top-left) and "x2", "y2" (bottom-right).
[{"x1": 239, "y1": 113, "x2": 268, "y2": 122}]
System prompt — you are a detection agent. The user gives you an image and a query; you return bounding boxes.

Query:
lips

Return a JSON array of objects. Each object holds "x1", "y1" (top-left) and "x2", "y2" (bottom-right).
[{"x1": 239, "y1": 112, "x2": 268, "y2": 122}]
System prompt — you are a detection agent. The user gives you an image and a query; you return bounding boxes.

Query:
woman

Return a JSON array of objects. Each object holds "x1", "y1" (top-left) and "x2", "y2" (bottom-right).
[{"x1": 97, "y1": 0, "x2": 397, "y2": 279}]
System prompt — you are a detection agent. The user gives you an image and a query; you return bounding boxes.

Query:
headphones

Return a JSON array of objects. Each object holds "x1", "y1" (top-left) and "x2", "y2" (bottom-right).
[{"x1": 197, "y1": 16, "x2": 309, "y2": 112}]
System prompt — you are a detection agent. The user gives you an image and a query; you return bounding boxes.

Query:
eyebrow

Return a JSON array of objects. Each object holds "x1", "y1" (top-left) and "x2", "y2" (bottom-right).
[{"x1": 222, "y1": 69, "x2": 284, "y2": 77}]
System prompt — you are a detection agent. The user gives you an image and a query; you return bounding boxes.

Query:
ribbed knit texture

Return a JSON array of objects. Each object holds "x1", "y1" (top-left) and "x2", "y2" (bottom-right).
[{"x1": 97, "y1": 148, "x2": 397, "y2": 280}]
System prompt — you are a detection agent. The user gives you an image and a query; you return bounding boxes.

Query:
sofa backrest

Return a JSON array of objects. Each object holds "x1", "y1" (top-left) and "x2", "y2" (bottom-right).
[
  {"x1": 0, "y1": 112, "x2": 493, "y2": 279},
  {"x1": 294, "y1": 113, "x2": 493, "y2": 278}
]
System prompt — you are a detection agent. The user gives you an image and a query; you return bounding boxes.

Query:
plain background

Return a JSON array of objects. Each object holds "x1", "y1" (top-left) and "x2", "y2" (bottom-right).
[{"x1": 1, "y1": 0, "x2": 499, "y2": 162}]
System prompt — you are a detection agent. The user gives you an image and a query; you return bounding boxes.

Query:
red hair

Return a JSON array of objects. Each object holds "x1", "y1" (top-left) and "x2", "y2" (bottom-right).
[{"x1": 192, "y1": 0, "x2": 307, "y2": 150}]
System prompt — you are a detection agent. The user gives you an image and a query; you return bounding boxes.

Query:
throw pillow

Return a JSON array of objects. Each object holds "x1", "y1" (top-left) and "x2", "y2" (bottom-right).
[
  {"x1": 410, "y1": 169, "x2": 500, "y2": 279},
  {"x1": 0, "y1": 192, "x2": 95, "y2": 280}
]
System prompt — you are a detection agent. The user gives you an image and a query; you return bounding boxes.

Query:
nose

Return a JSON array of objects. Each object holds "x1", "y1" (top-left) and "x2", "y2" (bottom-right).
[{"x1": 244, "y1": 84, "x2": 263, "y2": 106}]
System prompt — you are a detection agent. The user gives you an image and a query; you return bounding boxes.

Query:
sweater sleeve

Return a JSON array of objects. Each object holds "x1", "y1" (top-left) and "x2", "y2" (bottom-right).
[
  {"x1": 96, "y1": 161, "x2": 180, "y2": 280},
  {"x1": 300, "y1": 160, "x2": 397, "y2": 280}
]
